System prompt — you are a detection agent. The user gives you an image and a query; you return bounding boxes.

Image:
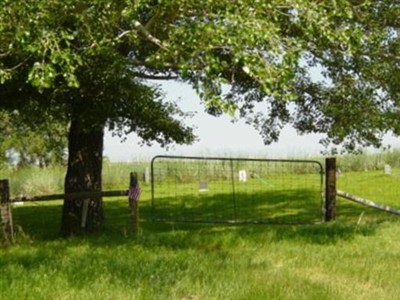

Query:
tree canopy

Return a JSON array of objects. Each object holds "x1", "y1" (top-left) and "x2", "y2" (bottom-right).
[
  {"x1": 0, "y1": 0, "x2": 399, "y2": 233},
  {"x1": 0, "y1": 110, "x2": 67, "y2": 167},
  {"x1": 0, "y1": 0, "x2": 195, "y2": 146},
  {"x1": 1, "y1": 0, "x2": 399, "y2": 149}
]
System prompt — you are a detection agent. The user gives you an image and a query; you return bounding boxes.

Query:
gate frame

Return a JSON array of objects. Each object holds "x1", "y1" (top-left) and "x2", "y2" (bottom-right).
[{"x1": 150, "y1": 155, "x2": 325, "y2": 224}]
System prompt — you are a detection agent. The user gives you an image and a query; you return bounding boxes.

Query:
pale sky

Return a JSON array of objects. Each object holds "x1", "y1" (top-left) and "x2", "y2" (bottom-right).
[{"x1": 103, "y1": 81, "x2": 400, "y2": 162}]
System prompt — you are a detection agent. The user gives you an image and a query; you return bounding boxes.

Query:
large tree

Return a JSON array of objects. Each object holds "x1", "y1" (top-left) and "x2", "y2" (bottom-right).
[{"x1": 0, "y1": 0, "x2": 398, "y2": 235}]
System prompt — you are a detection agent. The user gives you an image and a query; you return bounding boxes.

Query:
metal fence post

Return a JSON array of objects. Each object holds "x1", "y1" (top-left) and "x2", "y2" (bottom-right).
[
  {"x1": 325, "y1": 157, "x2": 336, "y2": 221},
  {"x1": 230, "y1": 159, "x2": 238, "y2": 222},
  {"x1": 1, "y1": 179, "x2": 14, "y2": 243}
]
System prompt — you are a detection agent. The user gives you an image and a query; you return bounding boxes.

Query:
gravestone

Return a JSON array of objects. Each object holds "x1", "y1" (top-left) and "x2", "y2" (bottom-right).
[
  {"x1": 238, "y1": 170, "x2": 247, "y2": 182},
  {"x1": 199, "y1": 181, "x2": 208, "y2": 192},
  {"x1": 384, "y1": 164, "x2": 392, "y2": 175}
]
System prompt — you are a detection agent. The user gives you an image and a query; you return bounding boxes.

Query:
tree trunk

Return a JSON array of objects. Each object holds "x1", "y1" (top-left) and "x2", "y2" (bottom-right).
[{"x1": 61, "y1": 116, "x2": 104, "y2": 236}]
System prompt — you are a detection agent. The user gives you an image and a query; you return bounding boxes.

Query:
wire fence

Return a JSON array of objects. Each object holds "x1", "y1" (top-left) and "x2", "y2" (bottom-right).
[
  {"x1": 336, "y1": 162, "x2": 400, "y2": 220},
  {"x1": 151, "y1": 156, "x2": 324, "y2": 224}
]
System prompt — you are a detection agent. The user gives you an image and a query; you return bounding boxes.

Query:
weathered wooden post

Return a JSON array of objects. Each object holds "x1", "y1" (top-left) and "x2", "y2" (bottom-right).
[
  {"x1": 325, "y1": 157, "x2": 336, "y2": 221},
  {"x1": 128, "y1": 172, "x2": 141, "y2": 233},
  {"x1": 1, "y1": 179, "x2": 14, "y2": 243}
]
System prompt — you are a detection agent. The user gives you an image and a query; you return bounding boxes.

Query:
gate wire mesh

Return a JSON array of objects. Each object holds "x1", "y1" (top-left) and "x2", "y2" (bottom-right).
[{"x1": 151, "y1": 156, "x2": 324, "y2": 224}]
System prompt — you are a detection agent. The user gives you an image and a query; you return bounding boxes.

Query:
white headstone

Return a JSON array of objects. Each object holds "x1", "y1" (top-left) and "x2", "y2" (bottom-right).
[
  {"x1": 384, "y1": 164, "x2": 392, "y2": 175},
  {"x1": 199, "y1": 181, "x2": 208, "y2": 192},
  {"x1": 143, "y1": 167, "x2": 150, "y2": 184},
  {"x1": 239, "y1": 170, "x2": 247, "y2": 182}
]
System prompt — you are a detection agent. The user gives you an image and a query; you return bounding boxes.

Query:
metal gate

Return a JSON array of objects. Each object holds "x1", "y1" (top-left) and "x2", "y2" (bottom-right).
[{"x1": 151, "y1": 156, "x2": 324, "y2": 224}]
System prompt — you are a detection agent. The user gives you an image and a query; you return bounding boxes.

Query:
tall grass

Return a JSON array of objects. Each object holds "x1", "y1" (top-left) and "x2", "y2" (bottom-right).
[
  {"x1": 102, "y1": 161, "x2": 148, "y2": 190},
  {"x1": 0, "y1": 165, "x2": 65, "y2": 196},
  {"x1": 0, "y1": 160, "x2": 149, "y2": 197},
  {"x1": 152, "y1": 157, "x2": 323, "y2": 186},
  {"x1": 1, "y1": 149, "x2": 400, "y2": 197},
  {"x1": 336, "y1": 149, "x2": 400, "y2": 172}
]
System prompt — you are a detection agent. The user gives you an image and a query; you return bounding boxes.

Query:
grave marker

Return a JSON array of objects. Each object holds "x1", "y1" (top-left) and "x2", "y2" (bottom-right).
[
  {"x1": 384, "y1": 164, "x2": 392, "y2": 175},
  {"x1": 199, "y1": 181, "x2": 208, "y2": 192},
  {"x1": 238, "y1": 170, "x2": 247, "y2": 182}
]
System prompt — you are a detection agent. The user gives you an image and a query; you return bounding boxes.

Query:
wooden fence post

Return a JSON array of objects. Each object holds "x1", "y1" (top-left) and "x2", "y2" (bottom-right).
[
  {"x1": 128, "y1": 172, "x2": 141, "y2": 233},
  {"x1": 1, "y1": 179, "x2": 14, "y2": 243},
  {"x1": 325, "y1": 157, "x2": 336, "y2": 222}
]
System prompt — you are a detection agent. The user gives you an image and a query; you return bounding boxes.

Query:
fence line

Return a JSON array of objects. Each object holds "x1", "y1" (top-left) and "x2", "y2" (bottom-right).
[
  {"x1": 337, "y1": 190, "x2": 400, "y2": 216},
  {"x1": 335, "y1": 157, "x2": 400, "y2": 219},
  {"x1": 1, "y1": 172, "x2": 141, "y2": 242},
  {"x1": 11, "y1": 190, "x2": 129, "y2": 202}
]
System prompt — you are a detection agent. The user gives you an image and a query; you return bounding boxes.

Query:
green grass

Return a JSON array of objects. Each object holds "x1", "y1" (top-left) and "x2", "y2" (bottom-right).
[
  {"x1": 2, "y1": 159, "x2": 400, "y2": 299},
  {"x1": 2, "y1": 202, "x2": 400, "y2": 299},
  {"x1": 0, "y1": 165, "x2": 66, "y2": 195},
  {"x1": 0, "y1": 160, "x2": 149, "y2": 196},
  {"x1": 153, "y1": 177, "x2": 323, "y2": 224},
  {"x1": 337, "y1": 168, "x2": 400, "y2": 204},
  {"x1": 335, "y1": 168, "x2": 400, "y2": 224}
]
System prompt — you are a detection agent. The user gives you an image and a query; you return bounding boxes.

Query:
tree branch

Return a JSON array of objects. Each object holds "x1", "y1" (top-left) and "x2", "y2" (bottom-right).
[
  {"x1": 116, "y1": 30, "x2": 133, "y2": 40},
  {"x1": 0, "y1": 51, "x2": 10, "y2": 58},
  {"x1": 132, "y1": 72, "x2": 178, "y2": 80},
  {"x1": 132, "y1": 20, "x2": 169, "y2": 51},
  {"x1": 4, "y1": 56, "x2": 31, "y2": 71}
]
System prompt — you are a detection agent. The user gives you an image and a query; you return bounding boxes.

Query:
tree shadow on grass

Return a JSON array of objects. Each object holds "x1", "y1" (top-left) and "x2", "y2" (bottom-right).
[
  {"x1": 150, "y1": 189, "x2": 323, "y2": 224},
  {"x1": 9, "y1": 198, "x2": 131, "y2": 242},
  {"x1": 7, "y1": 192, "x2": 390, "y2": 248},
  {"x1": 10, "y1": 201, "x2": 63, "y2": 241},
  {"x1": 0, "y1": 194, "x2": 391, "y2": 299},
  {"x1": 0, "y1": 218, "x2": 380, "y2": 300}
]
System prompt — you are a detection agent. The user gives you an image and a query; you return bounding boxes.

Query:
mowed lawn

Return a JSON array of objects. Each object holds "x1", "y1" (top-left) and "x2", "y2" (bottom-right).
[{"x1": 2, "y1": 169, "x2": 400, "y2": 299}]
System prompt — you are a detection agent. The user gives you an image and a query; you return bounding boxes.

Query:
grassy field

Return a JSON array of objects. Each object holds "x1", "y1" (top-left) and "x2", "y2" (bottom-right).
[{"x1": 2, "y1": 158, "x2": 400, "y2": 299}]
